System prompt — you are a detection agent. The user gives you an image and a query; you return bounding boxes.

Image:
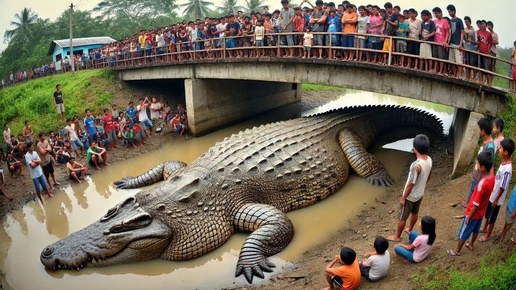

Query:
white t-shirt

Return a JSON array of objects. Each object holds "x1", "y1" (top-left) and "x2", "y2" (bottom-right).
[
  {"x1": 356, "y1": 15, "x2": 370, "y2": 38},
  {"x1": 187, "y1": 26, "x2": 198, "y2": 42},
  {"x1": 25, "y1": 151, "x2": 43, "y2": 179},
  {"x1": 65, "y1": 124, "x2": 78, "y2": 141},
  {"x1": 413, "y1": 234, "x2": 432, "y2": 262},
  {"x1": 216, "y1": 23, "x2": 227, "y2": 37},
  {"x1": 137, "y1": 104, "x2": 149, "y2": 121},
  {"x1": 255, "y1": 26, "x2": 265, "y2": 41},
  {"x1": 489, "y1": 162, "x2": 512, "y2": 206},
  {"x1": 363, "y1": 250, "x2": 390, "y2": 280},
  {"x1": 150, "y1": 102, "x2": 162, "y2": 120},
  {"x1": 405, "y1": 157, "x2": 432, "y2": 202},
  {"x1": 303, "y1": 33, "x2": 313, "y2": 47}
]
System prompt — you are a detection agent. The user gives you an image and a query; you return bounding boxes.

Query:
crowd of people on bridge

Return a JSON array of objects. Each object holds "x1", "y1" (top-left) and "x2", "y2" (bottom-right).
[
  {"x1": 83, "y1": 1, "x2": 513, "y2": 88},
  {"x1": 0, "y1": 83, "x2": 188, "y2": 204}
]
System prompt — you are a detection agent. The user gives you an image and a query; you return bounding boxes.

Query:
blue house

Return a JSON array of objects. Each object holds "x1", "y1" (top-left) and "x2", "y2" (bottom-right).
[{"x1": 48, "y1": 36, "x2": 116, "y2": 70}]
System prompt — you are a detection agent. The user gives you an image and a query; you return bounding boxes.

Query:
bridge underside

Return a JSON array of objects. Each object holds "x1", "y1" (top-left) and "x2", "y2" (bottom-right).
[{"x1": 116, "y1": 60, "x2": 507, "y2": 178}]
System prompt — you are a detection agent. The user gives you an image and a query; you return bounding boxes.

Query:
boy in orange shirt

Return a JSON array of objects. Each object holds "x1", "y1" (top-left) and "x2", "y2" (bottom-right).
[{"x1": 323, "y1": 247, "x2": 361, "y2": 290}]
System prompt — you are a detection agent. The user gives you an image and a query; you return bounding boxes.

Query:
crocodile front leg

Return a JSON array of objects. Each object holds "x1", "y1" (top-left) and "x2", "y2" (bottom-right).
[
  {"x1": 114, "y1": 161, "x2": 187, "y2": 189},
  {"x1": 338, "y1": 129, "x2": 395, "y2": 187},
  {"x1": 233, "y1": 203, "x2": 294, "y2": 284}
]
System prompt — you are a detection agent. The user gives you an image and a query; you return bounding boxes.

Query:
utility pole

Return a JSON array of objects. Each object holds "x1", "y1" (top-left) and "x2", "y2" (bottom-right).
[{"x1": 69, "y1": 2, "x2": 75, "y2": 74}]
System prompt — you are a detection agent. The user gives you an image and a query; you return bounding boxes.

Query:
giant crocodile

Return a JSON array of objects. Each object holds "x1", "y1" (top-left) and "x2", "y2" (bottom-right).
[{"x1": 40, "y1": 105, "x2": 443, "y2": 283}]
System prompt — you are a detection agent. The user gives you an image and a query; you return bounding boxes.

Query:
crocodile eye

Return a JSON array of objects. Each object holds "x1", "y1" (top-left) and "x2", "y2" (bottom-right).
[
  {"x1": 109, "y1": 224, "x2": 124, "y2": 233},
  {"x1": 101, "y1": 207, "x2": 118, "y2": 222}
]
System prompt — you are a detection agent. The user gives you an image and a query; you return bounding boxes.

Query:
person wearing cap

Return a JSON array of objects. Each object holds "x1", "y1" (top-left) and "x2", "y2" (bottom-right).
[
  {"x1": 279, "y1": 0, "x2": 296, "y2": 57},
  {"x1": 310, "y1": 0, "x2": 328, "y2": 58}
]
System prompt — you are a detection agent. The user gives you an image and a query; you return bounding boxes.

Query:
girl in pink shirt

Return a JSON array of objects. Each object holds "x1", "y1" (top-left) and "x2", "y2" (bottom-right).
[{"x1": 394, "y1": 216, "x2": 436, "y2": 263}]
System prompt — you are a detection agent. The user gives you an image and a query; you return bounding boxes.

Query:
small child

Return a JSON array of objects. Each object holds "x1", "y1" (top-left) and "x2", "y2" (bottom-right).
[
  {"x1": 492, "y1": 117, "x2": 504, "y2": 151},
  {"x1": 302, "y1": 27, "x2": 313, "y2": 59},
  {"x1": 122, "y1": 126, "x2": 137, "y2": 148},
  {"x1": 360, "y1": 236, "x2": 390, "y2": 281},
  {"x1": 465, "y1": 118, "x2": 495, "y2": 205},
  {"x1": 395, "y1": 216, "x2": 436, "y2": 262},
  {"x1": 478, "y1": 138, "x2": 514, "y2": 242},
  {"x1": 396, "y1": 14, "x2": 409, "y2": 67},
  {"x1": 448, "y1": 151, "x2": 495, "y2": 256},
  {"x1": 323, "y1": 247, "x2": 361, "y2": 290},
  {"x1": 254, "y1": 20, "x2": 265, "y2": 57},
  {"x1": 419, "y1": 10, "x2": 435, "y2": 72}
]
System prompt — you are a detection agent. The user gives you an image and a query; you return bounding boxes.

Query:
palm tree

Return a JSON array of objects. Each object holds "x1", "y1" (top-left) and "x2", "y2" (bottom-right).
[
  {"x1": 218, "y1": 0, "x2": 244, "y2": 16},
  {"x1": 180, "y1": 0, "x2": 215, "y2": 20},
  {"x1": 243, "y1": 0, "x2": 265, "y2": 13},
  {"x1": 4, "y1": 8, "x2": 39, "y2": 43}
]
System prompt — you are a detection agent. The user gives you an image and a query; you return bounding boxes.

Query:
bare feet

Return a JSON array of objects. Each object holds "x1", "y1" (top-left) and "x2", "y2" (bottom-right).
[
  {"x1": 387, "y1": 235, "x2": 401, "y2": 242},
  {"x1": 96, "y1": 166, "x2": 101, "y2": 170},
  {"x1": 53, "y1": 182, "x2": 60, "y2": 186},
  {"x1": 105, "y1": 162, "x2": 110, "y2": 166},
  {"x1": 465, "y1": 241, "x2": 474, "y2": 251}
]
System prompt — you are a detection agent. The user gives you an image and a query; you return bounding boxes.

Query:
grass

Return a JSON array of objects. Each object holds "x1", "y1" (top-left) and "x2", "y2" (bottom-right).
[
  {"x1": 0, "y1": 69, "x2": 117, "y2": 138},
  {"x1": 302, "y1": 83, "x2": 348, "y2": 92}
]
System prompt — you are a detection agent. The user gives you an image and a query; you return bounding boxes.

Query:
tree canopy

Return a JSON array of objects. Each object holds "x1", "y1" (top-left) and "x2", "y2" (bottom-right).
[
  {"x1": 179, "y1": 0, "x2": 215, "y2": 20},
  {"x1": 3, "y1": 8, "x2": 39, "y2": 43}
]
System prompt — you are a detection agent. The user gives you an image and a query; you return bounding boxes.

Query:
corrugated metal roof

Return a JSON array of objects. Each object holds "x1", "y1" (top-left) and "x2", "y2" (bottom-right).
[{"x1": 48, "y1": 36, "x2": 116, "y2": 56}]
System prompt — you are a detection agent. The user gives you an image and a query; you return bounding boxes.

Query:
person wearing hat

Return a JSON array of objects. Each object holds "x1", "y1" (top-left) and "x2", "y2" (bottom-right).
[
  {"x1": 310, "y1": 0, "x2": 328, "y2": 58},
  {"x1": 279, "y1": 0, "x2": 296, "y2": 57}
]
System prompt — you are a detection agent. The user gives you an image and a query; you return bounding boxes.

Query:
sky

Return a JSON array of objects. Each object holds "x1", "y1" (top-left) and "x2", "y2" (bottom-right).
[{"x1": 0, "y1": 0, "x2": 514, "y2": 53}]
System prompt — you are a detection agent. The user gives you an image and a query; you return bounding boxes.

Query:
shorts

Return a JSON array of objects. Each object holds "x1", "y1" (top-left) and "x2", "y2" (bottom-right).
[
  {"x1": 359, "y1": 263, "x2": 373, "y2": 281},
  {"x1": 255, "y1": 40, "x2": 264, "y2": 47},
  {"x1": 106, "y1": 130, "x2": 117, "y2": 144},
  {"x1": 367, "y1": 36, "x2": 381, "y2": 50},
  {"x1": 506, "y1": 206, "x2": 516, "y2": 224},
  {"x1": 479, "y1": 55, "x2": 493, "y2": 71},
  {"x1": 331, "y1": 275, "x2": 343, "y2": 288},
  {"x1": 465, "y1": 51, "x2": 478, "y2": 67},
  {"x1": 354, "y1": 37, "x2": 365, "y2": 49},
  {"x1": 407, "y1": 41, "x2": 420, "y2": 55},
  {"x1": 140, "y1": 119, "x2": 153, "y2": 130},
  {"x1": 457, "y1": 218, "x2": 482, "y2": 241},
  {"x1": 225, "y1": 39, "x2": 236, "y2": 49},
  {"x1": 448, "y1": 46, "x2": 463, "y2": 64},
  {"x1": 396, "y1": 40, "x2": 407, "y2": 53},
  {"x1": 303, "y1": 46, "x2": 312, "y2": 51},
  {"x1": 71, "y1": 139, "x2": 83, "y2": 151},
  {"x1": 432, "y1": 44, "x2": 447, "y2": 60},
  {"x1": 42, "y1": 163, "x2": 54, "y2": 178},
  {"x1": 32, "y1": 175, "x2": 48, "y2": 193},
  {"x1": 484, "y1": 202, "x2": 501, "y2": 224},
  {"x1": 280, "y1": 34, "x2": 294, "y2": 46},
  {"x1": 313, "y1": 33, "x2": 324, "y2": 46},
  {"x1": 399, "y1": 198, "x2": 422, "y2": 221},
  {"x1": 341, "y1": 35, "x2": 355, "y2": 48},
  {"x1": 382, "y1": 38, "x2": 392, "y2": 52},
  {"x1": 69, "y1": 171, "x2": 82, "y2": 180},
  {"x1": 176, "y1": 125, "x2": 184, "y2": 132},
  {"x1": 56, "y1": 103, "x2": 65, "y2": 114},
  {"x1": 420, "y1": 43, "x2": 432, "y2": 58}
]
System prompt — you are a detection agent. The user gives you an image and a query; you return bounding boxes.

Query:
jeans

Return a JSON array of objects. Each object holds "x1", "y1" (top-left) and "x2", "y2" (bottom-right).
[
  {"x1": 32, "y1": 175, "x2": 48, "y2": 193},
  {"x1": 394, "y1": 230, "x2": 418, "y2": 263}
]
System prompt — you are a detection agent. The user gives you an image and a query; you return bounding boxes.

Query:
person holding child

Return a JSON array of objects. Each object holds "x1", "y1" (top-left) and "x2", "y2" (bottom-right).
[
  {"x1": 448, "y1": 151, "x2": 495, "y2": 256},
  {"x1": 388, "y1": 134, "x2": 432, "y2": 242},
  {"x1": 360, "y1": 236, "x2": 390, "y2": 281},
  {"x1": 323, "y1": 247, "x2": 361, "y2": 290},
  {"x1": 395, "y1": 215, "x2": 436, "y2": 262}
]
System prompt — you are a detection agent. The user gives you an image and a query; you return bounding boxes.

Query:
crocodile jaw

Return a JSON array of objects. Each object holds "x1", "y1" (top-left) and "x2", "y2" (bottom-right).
[{"x1": 40, "y1": 197, "x2": 172, "y2": 270}]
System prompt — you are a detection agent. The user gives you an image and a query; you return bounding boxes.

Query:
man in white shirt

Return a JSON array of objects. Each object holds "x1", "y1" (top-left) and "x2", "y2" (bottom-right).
[
  {"x1": 137, "y1": 97, "x2": 153, "y2": 137},
  {"x1": 25, "y1": 142, "x2": 53, "y2": 205}
]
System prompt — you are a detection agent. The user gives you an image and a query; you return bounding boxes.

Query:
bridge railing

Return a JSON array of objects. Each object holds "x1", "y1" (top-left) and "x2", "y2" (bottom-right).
[{"x1": 98, "y1": 32, "x2": 513, "y2": 91}]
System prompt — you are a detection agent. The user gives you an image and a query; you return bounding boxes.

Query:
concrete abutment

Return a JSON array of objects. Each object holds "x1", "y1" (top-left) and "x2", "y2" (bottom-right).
[
  {"x1": 451, "y1": 108, "x2": 483, "y2": 179},
  {"x1": 185, "y1": 79, "x2": 301, "y2": 136}
]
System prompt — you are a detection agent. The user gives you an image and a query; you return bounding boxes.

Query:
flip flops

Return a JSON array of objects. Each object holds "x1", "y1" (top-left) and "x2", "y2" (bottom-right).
[
  {"x1": 447, "y1": 249, "x2": 461, "y2": 256},
  {"x1": 465, "y1": 242, "x2": 474, "y2": 251},
  {"x1": 477, "y1": 236, "x2": 490, "y2": 243}
]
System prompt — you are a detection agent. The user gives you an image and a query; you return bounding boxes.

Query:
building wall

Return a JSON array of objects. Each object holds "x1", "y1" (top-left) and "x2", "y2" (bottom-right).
[{"x1": 52, "y1": 44, "x2": 105, "y2": 70}]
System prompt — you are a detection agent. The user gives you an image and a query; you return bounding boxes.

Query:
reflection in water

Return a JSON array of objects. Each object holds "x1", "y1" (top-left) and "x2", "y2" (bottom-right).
[{"x1": 0, "y1": 91, "x2": 453, "y2": 290}]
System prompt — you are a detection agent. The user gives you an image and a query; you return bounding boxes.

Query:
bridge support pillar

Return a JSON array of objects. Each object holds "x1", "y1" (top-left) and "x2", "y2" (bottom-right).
[
  {"x1": 451, "y1": 109, "x2": 483, "y2": 178},
  {"x1": 184, "y1": 79, "x2": 301, "y2": 136}
]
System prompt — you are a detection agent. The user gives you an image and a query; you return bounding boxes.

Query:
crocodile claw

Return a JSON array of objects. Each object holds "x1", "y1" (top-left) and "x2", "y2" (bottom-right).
[
  {"x1": 235, "y1": 257, "x2": 275, "y2": 284},
  {"x1": 113, "y1": 177, "x2": 134, "y2": 189},
  {"x1": 367, "y1": 171, "x2": 395, "y2": 187}
]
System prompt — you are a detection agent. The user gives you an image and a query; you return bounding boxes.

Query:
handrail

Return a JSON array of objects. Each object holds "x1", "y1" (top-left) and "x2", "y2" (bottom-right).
[{"x1": 3, "y1": 31, "x2": 513, "y2": 91}]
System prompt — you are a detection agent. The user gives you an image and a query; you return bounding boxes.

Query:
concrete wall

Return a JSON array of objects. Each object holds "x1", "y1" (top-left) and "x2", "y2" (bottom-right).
[
  {"x1": 451, "y1": 109, "x2": 484, "y2": 178},
  {"x1": 185, "y1": 79, "x2": 301, "y2": 136},
  {"x1": 116, "y1": 59, "x2": 507, "y2": 116}
]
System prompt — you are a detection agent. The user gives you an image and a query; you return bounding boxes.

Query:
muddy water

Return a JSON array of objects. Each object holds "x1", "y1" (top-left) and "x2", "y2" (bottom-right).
[{"x1": 0, "y1": 91, "x2": 453, "y2": 290}]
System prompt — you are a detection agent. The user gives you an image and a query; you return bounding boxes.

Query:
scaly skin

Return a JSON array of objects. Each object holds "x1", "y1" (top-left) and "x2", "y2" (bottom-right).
[{"x1": 40, "y1": 105, "x2": 443, "y2": 283}]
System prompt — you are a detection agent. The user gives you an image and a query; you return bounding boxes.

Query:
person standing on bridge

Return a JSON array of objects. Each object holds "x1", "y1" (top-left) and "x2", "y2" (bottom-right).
[
  {"x1": 446, "y1": 5, "x2": 464, "y2": 79},
  {"x1": 279, "y1": 0, "x2": 296, "y2": 58}
]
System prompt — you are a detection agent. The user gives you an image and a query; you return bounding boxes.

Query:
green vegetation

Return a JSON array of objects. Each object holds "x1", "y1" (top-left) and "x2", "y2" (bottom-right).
[
  {"x1": 492, "y1": 48, "x2": 513, "y2": 89},
  {"x1": 0, "y1": 69, "x2": 116, "y2": 137},
  {"x1": 302, "y1": 83, "x2": 347, "y2": 92},
  {"x1": 415, "y1": 248, "x2": 516, "y2": 290}
]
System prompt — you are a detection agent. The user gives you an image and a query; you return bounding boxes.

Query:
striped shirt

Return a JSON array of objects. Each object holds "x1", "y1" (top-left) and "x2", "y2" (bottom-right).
[{"x1": 489, "y1": 162, "x2": 512, "y2": 206}]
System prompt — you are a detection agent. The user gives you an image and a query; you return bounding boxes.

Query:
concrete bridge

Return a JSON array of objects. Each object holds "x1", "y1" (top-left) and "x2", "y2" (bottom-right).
[{"x1": 114, "y1": 58, "x2": 509, "y2": 177}]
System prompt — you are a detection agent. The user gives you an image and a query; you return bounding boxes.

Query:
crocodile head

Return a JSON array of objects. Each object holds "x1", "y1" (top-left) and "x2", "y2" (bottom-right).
[{"x1": 40, "y1": 196, "x2": 172, "y2": 270}]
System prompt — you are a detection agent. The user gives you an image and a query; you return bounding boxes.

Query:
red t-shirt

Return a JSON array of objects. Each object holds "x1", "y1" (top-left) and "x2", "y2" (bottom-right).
[
  {"x1": 477, "y1": 29, "x2": 492, "y2": 54},
  {"x1": 466, "y1": 174, "x2": 495, "y2": 220},
  {"x1": 103, "y1": 114, "x2": 115, "y2": 132}
]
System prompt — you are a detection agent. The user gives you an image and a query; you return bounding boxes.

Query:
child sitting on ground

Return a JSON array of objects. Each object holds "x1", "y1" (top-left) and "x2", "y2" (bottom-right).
[
  {"x1": 323, "y1": 247, "x2": 361, "y2": 290},
  {"x1": 360, "y1": 236, "x2": 390, "y2": 281},
  {"x1": 447, "y1": 151, "x2": 495, "y2": 256},
  {"x1": 122, "y1": 126, "x2": 137, "y2": 148},
  {"x1": 394, "y1": 215, "x2": 436, "y2": 262},
  {"x1": 478, "y1": 138, "x2": 514, "y2": 242},
  {"x1": 6, "y1": 152, "x2": 22, "y2": 177}
]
